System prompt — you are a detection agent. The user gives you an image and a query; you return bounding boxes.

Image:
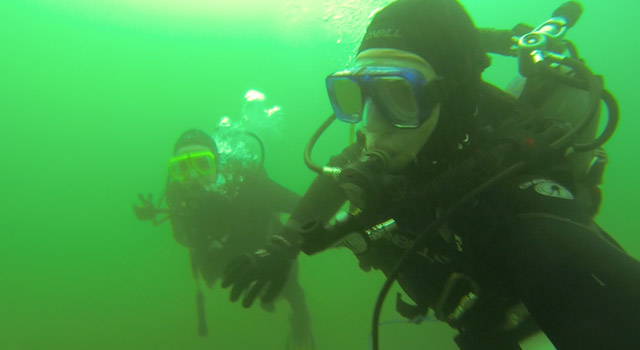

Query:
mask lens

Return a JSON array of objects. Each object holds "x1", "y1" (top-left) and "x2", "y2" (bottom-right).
[
  {"x1": 330, "y1": 77, "x2": 363, "y2": 123},
  {"x1": 191, "y1": 153, "x2": 216, "y2": 175},
  {"x1": 372, "y1": 76, "x2": 419, "y2": 127},
  {"x1": 169, "y1": 158, "x2": 190, "y2": 181}
]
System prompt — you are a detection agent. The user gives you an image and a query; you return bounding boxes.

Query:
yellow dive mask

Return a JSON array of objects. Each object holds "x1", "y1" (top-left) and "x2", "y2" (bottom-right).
[{"x1": 168, "y1": 151, "x2": 216, "y2": 181}]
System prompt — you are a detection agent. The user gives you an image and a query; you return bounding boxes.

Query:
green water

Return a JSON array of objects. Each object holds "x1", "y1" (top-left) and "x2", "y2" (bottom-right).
[{"x1": 1, "y1": 0, "x2": 637, "y2": 349}]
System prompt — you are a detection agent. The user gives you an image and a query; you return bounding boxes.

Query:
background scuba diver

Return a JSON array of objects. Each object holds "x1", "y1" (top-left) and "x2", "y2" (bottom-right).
[
  {"x1": 133, "y1": 128, "x2": 315, "y2": 350},
  {"x1": 221, "y1": 0, "x2": 640, "y2": 349}
]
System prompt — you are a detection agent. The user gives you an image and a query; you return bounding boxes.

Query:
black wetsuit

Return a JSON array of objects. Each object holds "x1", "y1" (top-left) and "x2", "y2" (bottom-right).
[
  {"x1": 166, "y1": 168, "x2": 300, "y2": 286},
  {"x1": 368, "y1": 171, "x2": 640, "y2": 350},
  {"x1": 289, "y1": 88, "x2": 640, "y2": 349}
]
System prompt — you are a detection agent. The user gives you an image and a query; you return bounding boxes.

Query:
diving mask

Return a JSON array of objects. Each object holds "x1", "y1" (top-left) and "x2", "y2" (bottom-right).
[
  {"x1": 326, "y1": 66, "x2": 441, "y2": 128},
  {"x1": 168, "y1": 151, "x2": 216, "y2": 181}
]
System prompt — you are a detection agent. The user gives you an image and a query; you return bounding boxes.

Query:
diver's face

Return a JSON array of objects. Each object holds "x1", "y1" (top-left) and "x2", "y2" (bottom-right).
[
  {"x1": 171, "y1": 144, "x2": 218, "y2": 187},
  {"x1": 355, "y1": 48, "x2": 441, "y2": 172}
]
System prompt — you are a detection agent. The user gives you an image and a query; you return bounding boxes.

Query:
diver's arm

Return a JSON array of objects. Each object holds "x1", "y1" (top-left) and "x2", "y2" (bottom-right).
[
  {"x1": 133, "y1": 192, "x2": 170, "y2": 225},
  {"x1": 221, "y1": 142, "x2": 363, "y2": 307},
  {"x1": 260, "y1": 177, "x2": 302, "y2": 214},
  {"x1": 279, "y1": 141, "x2": 364, "y2": 248},
  {"x1": 168, "y1": 213, "x2": 192, "y2": 247},
  {"x1": 289, "y1": 173, "x2": 347, "y2": 225},
  {"x1": 480, "y1": 214, "x2": 640, "y2": 349}
]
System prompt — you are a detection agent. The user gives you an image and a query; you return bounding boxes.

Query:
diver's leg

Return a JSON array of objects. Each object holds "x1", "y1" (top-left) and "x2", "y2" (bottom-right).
[{"x1": 281, "y1": 259, "x2": 315, "y2": 350}]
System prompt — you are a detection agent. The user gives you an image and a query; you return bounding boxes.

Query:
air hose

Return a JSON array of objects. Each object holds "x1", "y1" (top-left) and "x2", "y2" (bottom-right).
[
  {"x1": 304, "y1": 114, "x2": 341, "y2": 177},
  {"x1": 371, "y1": 161, "x2": 527, "y2": 350},
  {"x1": 244, "y1": 131, "x2": 266, "y2": 168}
]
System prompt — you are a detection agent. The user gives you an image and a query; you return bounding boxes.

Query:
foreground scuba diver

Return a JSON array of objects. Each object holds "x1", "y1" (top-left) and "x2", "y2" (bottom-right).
[
  {"x1": 133, "y1": 129, "x2": 315, "y2": 350},
  {"x1": 222, "y1": 0, "x2": 640, "y2": 349}
]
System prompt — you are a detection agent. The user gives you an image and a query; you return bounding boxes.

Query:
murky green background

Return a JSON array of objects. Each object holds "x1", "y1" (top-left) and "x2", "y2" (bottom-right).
[{"x1": 1, "y1": 0, "x2": 637, "y2": 349}]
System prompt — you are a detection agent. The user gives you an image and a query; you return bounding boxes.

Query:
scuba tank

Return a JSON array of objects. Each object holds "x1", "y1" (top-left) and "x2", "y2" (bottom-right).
[{"x1": 480, "y1": 1, "x2": 617, "y2": 215}]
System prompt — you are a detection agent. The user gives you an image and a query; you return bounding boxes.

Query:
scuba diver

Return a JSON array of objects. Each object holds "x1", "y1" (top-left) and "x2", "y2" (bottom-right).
[
  {"x1": 133, "y1": 128, "x2": 315, "y2": 350},
  {"x1": 221, "y1": 0, "x2": 640, "y2": 349}
]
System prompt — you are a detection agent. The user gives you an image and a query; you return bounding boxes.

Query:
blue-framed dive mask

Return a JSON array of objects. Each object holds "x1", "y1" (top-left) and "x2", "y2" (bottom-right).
[{"x1": 325, "y1": 66, "x2": 442, "y2": 128}]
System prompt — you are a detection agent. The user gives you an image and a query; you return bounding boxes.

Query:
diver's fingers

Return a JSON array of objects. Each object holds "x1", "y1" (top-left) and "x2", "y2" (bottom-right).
[
  {"x1": 261, "y1": 274, "x2": 287, "y2": 304},
  {"x1": 261, "y1": 300, "x2": 275, "y2": 313},
  {"x1": 136, "y1": 193, "x2": 153, "y2": 206},
  {"x1": 243, "y1": 279, "x2": 267, "y2": 308},
  {"x1": 229, "y1": 271, "x2": 255, "y2": 303},
  {"x1": 221, "y1": 256, "x2": 250, "y2": 288}
]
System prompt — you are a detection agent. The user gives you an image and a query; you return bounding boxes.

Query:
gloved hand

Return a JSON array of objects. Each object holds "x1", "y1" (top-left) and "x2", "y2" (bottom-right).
[
  {"x1": 222, "y1": 235, "x2": 298, "y2": 308},
  {"x1": 133, "y1": 193, "x2": 157, "y2": 221}
]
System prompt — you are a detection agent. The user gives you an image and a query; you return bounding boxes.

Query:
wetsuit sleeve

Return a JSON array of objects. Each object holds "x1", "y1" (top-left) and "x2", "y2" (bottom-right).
[
  {"x1": 279, "y1": 142, "x2": 364, "y2": 247},
  {"x1": 259, "y1": 177, "x2": 301, "y2": 214},
  {"x1": 169, "y1": 213, "x2": 191, "y2": 247},
  {"x1": 165, "y1": 186, "x2": 194, "y2": 248},
  {"x1": 475, "y1": 178, "x2": 640, "y2": 349}
]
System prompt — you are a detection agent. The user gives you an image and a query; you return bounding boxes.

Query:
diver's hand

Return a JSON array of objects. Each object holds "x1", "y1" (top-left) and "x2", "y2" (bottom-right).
[
  {"x1": 133, "y1": 193, "x2": 157, "y2": 221},
  {"x1": 222, "y1": 235, "x2": 298, "y2": 308}
]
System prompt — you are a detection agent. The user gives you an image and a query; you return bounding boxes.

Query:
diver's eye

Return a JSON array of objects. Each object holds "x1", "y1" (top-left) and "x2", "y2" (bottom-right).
[
  {"x1": 177, "y1": 160, "x2": 190, "y2": 174},
  {"x1": 169, "y1": 159, "x2": 191, "y2": 181},
  {"x1": 191, "y1": 155, "x2": 215, "y2": 175},
  {"x1": 372, "y1": 76, "x2": 418, "y2": 125},
  {"x1": 333, "y1": 77, "x2": 364, "y2": 117}
]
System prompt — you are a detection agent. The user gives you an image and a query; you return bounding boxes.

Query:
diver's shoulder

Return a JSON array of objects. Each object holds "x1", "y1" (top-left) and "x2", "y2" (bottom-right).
[{"x1": 481, "y1": 82, "x2": 535, "y2": 117}]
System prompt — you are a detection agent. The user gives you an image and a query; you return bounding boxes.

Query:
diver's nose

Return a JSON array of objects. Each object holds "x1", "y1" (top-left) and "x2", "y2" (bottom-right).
[
  {"x1": 187, "y1": 168, "x2": 199, "y2": 180},
  {"x1": 363, "y1": 98, "x2": 389, "y2": 131},
  {"x1": 362, "y1": 98, "x2": 376, "y2": 122}
]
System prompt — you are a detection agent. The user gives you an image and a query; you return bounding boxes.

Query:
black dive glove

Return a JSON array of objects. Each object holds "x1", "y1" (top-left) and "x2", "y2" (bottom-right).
[
  {"x1": 222, "y1": 235, "x2": 298, "y2": 308},
  {"x1": 133, "y1": 193, "x2": 158, "y2": 221}
]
